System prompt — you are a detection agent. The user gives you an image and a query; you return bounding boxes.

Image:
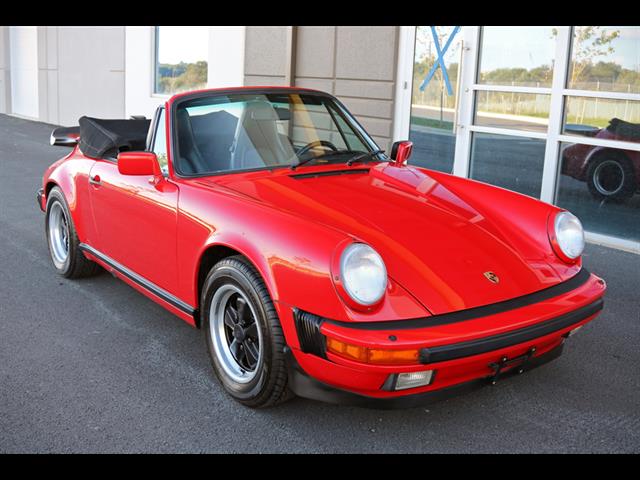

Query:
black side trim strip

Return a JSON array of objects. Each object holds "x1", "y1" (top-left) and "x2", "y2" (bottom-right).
[
  {"x1": 290, "y1": 168, "x2": 370, "y2": 179},
  {"x1": 326, "y1": 268, "x2": 592, "y2": 331},
  {"x1": 79, "y1": 243, "x2": 195, "y2": 316},
  {"x1": 420, "y1": 298, "x2": 603, "y2": 364}
]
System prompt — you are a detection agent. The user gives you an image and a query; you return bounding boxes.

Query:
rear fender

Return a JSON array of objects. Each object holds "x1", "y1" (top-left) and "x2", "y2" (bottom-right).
[{"x1": 43, "y1": 147, "x2": 97, "y2": 244}]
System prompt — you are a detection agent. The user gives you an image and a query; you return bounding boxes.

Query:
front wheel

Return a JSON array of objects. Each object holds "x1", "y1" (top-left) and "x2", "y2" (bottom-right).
[{"x1": 201, "y1": 256, "x2": 292, "y2": 408}]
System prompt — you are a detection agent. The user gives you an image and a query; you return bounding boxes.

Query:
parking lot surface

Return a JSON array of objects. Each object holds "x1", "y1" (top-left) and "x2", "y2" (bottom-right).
[{"x1": 1, "y1": 114, "x2": 639, "y2": 453}]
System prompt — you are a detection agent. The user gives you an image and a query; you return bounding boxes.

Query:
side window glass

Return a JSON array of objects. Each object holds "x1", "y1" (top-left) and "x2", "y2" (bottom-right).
[{"x1": 153, "y1": 109, "x2": 169, "y2": 175}]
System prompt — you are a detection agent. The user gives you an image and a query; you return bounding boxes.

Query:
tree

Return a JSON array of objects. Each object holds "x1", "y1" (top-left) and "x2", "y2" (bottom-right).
[
  {"x1": 563, "y1": 27, "x2": 621, "y2": 87},
  {"x1": 156, "y1": 60, "x2": 208, "y2": 94}
]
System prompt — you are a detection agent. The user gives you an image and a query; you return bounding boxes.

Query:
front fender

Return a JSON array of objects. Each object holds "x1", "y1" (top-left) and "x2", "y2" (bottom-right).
[{"x1": 175, "y1": 180, "x2": 431, "y2": 336}]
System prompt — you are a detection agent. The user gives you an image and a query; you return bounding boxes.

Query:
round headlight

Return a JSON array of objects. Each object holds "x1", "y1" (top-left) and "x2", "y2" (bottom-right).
[
  {"x1": 340, "y1": 243, "x2": 387, "y2": 306},
  {"x1": 554, "y1": 211, "x2": 585, "y2": 260}
]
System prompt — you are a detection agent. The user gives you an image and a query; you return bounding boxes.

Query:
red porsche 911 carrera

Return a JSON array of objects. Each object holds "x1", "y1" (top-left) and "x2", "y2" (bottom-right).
[{"x1": 38, "y1": 87, "x2": 606, "y2": 408}]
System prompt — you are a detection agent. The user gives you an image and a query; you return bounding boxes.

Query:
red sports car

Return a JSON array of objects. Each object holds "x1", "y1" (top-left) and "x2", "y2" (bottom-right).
[
  {"x1": 38, "y1": 87, "x2": 606, "y2": 408},
  {"x1": 562, "y1": 118, "x2": 640, "y2": 202}
]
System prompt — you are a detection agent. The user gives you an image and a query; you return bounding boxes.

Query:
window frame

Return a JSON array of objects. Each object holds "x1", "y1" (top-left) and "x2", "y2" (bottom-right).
[
  {"x1": 148, "y1": 106, "x2": 169, "y2": 176},
  {"x1": 168, "y1": 88, "x2": 383, "y2": 179},
  {"x1": 399, "y1": 26, "x2": 639, "y2": 251},
  {"x1": 456, "y1": 27, "x2": 640, "y2": 195},
  {"x1": 152, "y1": 26, "x2": 209, "y2": 97}
]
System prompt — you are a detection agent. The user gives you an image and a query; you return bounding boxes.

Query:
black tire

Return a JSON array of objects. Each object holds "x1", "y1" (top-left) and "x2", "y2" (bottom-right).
[
  {"x1": 201, "y1": 255, "x2": 292, "y2": 408},
  {"x1": 586, "y1": 151, "x2": 636, "y2": 202},
  {"x1": 45, "y1": 186, "x2": 100, "y2": 278}
]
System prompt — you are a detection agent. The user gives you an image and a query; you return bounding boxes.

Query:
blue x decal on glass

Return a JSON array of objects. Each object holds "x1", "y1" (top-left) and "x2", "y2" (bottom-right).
[{"x1": 419, "y1": 26, "x2": 461, "y2": 95}]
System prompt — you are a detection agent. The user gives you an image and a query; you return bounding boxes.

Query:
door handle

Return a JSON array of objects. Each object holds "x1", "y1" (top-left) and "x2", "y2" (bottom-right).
[{"x1": 89, "y1": 174, "x2": 102, "y2": 186}]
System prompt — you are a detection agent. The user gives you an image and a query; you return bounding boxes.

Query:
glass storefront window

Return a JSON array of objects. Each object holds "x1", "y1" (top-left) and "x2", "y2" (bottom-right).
[
  {"x1": 557, "y1": 142, "x2": 640, "y2": 242},
  {"x1": 470, "y1": 132, "x2": 546, "y2": 198},
  {"x1": 563, "y1": 96, "x2": 640, "y2": 143},
  {"x1": 568, "y1": 26, "x2": 640, "y2": 94},
  {"x1": 154, "y1": 26, "x2": 209, "y2": 95},
  {"x1": 474, "y1": 91, "x2": 551, "y2": 133},
  {"x1": 478, "y1": 27, "x2": 556, "y2": 88},
  {"x1": 409, "y1": 26, "x2": 462, "y2": 173},
  {"x1": 402, "y1": 25, "x2": 639, "y2": 247}
]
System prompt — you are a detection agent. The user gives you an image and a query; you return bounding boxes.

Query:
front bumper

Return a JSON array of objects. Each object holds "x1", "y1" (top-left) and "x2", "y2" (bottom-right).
[
  {"x1": 286, "y1": 341, "x2": 566, "y2": 409},
  {"x1": 285, "y1": 269, "x2": 606, "y2": 407},
  {"x1": 36, "y1": 188, "x2": 45, "y2": 212}
]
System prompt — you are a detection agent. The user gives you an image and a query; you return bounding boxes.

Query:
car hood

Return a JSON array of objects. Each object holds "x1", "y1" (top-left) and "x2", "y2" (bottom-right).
[{"x1": 209, "y1": 163, "x2": 569, "y2": 315}]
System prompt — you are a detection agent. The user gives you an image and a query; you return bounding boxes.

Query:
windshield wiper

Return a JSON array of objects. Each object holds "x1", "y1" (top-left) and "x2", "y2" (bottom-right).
[
  {"x1": 290, "y1": 149, "x2": 358, "y2": 170},
  {"x1": 346, "y1": 149, "x2": 385, "y2": 166},
  {"x1": 290, "y1": 149, "x2": 384, "y2": 170}
]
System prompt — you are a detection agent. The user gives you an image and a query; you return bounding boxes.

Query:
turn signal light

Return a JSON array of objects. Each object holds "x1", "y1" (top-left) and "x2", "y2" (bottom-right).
[{"x1": 326, "y1": 337, "x2": 420, "y2": 365}]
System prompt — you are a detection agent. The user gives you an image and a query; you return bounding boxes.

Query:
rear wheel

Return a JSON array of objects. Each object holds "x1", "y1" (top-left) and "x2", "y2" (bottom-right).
[
  {"x1": 201, "y1": 256, "x2": 292, "y2": 408},
  {"x1": 45, "y1": 186, "x2": 100, "y2": 278},
  {"x1": 586, "y1": 152, "x2": 636, "y2": 202}
]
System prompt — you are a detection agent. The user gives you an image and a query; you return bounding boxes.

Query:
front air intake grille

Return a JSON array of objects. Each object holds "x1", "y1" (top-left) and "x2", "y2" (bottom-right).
[{"x1": 293, "y1": 309, "x2": 327, "y2": 358}]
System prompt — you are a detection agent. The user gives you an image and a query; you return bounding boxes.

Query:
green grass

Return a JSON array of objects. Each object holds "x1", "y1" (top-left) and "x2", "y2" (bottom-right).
[{"x1": 410, "y1": 116, "x2": 454, "y2": 131}]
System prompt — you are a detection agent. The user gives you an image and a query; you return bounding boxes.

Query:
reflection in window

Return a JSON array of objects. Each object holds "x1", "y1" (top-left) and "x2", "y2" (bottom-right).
[
  {"x1": 568, "y1": 26, "x2": 640, "y2": 94},
  {"x1": 478, "y1": 27, "x2": 556, "y2": 88},
  {"x1": 563, "y1": 97, "x2": 640, "y2": 143},
  {"x1": 474, "y1": 91, "x2": 551, "y2": 133},
  {"x1": 154, "y1": 26, "x2": 209, "y2": 95},
  {"x1": 409, "y1": 26, "x2": 462, "y2": 173},
  {"x1": 558, "y1": 142, "x2": 639, "y2": 242},
  {"x1": 470, "y1": 132, "x2": 545, "y2": 198}
]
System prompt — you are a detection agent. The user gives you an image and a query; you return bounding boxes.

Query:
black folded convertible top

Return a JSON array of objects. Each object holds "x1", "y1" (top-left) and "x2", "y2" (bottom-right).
[
  {"x1": 606, "y1": 117, "x2": 640, "y2": 141},
  {"x1": 79, "y1": 116, "x2": 151, "y2": 159}
]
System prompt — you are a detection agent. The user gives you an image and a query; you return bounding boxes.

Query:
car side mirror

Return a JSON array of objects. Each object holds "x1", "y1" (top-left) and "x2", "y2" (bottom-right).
[
  {"x1": 117, "y1": 151, "x2": 161, "y2": 177},
  {"x1": 390, "y1": 141, "x2": 413, "y2": 165}
]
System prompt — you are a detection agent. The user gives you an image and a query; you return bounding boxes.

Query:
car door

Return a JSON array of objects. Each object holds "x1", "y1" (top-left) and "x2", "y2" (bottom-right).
[{"x1": 88, "y1": 108, "x2": 179, "y2": 294}]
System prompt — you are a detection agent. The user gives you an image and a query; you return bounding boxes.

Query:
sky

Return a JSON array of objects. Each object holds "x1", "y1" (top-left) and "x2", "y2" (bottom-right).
[
  {"x1": 415, "y1": 26, "x2": 639, "y2": 72},
  {"x1": 157, "y1": 26, "x2": 209, "y2": 64}
]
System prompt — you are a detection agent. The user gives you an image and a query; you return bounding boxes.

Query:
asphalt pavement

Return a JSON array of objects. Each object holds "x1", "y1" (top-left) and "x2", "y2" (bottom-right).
[{"x1": 1, "y1": 113, "x2": 639, "y2": 453}]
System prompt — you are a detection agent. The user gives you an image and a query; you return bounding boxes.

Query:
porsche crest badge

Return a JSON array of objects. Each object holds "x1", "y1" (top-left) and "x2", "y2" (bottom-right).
[{"x1": 483, "y1": 271, "x2": 499, "y2": 284}]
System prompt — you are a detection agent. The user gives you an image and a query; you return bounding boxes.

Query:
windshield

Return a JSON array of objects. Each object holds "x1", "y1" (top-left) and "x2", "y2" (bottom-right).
[{"x1": 173, "y1": 92, "x2": 379, "y2": 175}]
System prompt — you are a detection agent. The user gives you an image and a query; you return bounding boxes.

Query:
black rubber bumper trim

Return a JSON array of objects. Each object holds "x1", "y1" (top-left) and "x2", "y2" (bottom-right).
[
  {"x1": 285, "y1": 342, "x2": 565, "y2": 409},
  {"x1": 37, "y1": 188, "x2": 45, "y2": 212},
  {"x1": 292, "y1": 309, "x2": 327, "y2": 358},
  {"x1": 325, "y1": 268, "x2": 592, "y2": 331},
  {"x1": 419, "y1": 298, "x2": 602, "y2": 364}
]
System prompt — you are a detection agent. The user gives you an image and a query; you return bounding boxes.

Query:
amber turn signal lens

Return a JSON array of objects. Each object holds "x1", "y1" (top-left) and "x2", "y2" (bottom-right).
[{"x1": 326, "y1": 337, "x2": 419, "y2": 365}]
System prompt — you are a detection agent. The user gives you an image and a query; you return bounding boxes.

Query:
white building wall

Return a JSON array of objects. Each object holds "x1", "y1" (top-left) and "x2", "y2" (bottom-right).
[
  {"x1": 0, "y1": 27, "x2": 11, "y2": 114},
  {"x1": 3, "y1": 26, "x2": 245, "y2": 124},
  {"x1": 124, "y1": 26, "x2": 160, "y2": 119},
  {"x1": 9, "y1": 26, "x2": 39, "y2": 119},
  {"x1": 208, "y1": 26, "x2": 245, "y2": 88},
  {"x1": 125, "y1": 26, "x2": 246, "y2": 119},
  {"x1": 55, "y1": 26, "x2": 125, "y2": 126},
  {"x1": 4, "y1": 26, "x2": 126, "y2": 126}
]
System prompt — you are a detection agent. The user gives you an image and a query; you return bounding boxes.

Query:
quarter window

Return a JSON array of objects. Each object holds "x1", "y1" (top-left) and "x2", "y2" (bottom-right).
[{"x1": 152, "y1": 109, "x2": 169, "y2": 175}]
